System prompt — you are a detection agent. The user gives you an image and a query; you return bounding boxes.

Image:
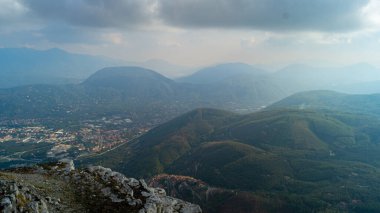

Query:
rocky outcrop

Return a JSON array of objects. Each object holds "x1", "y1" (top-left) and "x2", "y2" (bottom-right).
[
  {"x1": 0, "y1": 179, "x2": 49, "y2": 213},
  {"x1": 0, "y1": 160, "x2": 201, "y2": 213},
  {"x1": 149, "y1": 174, "x2": 288, "y2": 213},
  {"x1": 70, "y1": 165, "x2": 201, "y2": 213},
  {"x1": 149, "y1": 174, "x2": 249, "y2": 213},
  {"x1": 149, "y1": 174, "x2": 209, "y2": 202}
]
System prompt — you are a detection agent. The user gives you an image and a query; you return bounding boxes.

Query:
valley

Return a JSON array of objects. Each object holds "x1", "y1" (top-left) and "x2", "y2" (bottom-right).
[
  {"x1": 3, "y1": 1, "x2": 380, "y2": 212},
  {"x1": 1, "y1": 64, "x2": 380, "y2": 212},
  {"x1": 0, "y1": 116, "x2": 146, "y2": 169},
  {"x1": 80, "y1": 106, "x2": 380, "y2": 212}
]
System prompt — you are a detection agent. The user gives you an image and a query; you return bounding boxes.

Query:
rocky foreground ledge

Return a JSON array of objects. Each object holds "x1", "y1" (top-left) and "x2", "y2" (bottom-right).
[{"x1": 0, "y1": 160, "x2": 202, "y2": 213}]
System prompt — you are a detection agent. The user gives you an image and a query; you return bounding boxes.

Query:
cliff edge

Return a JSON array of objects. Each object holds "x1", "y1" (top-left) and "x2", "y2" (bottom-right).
[{"x1": 0, "y1": 160, "x2": 201, "y2": 213}]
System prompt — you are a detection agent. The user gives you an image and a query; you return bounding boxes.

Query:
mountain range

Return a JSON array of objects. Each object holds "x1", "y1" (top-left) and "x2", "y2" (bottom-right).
[
  {"x1": 2, "y1": 48, "x2": 380, "y2": 212},
  {"x1": 78, "y1": 91, "x2": 380, "y2": 212},
  {"x1": 272, "y1": 63, "x2": 380, "y2": 93},
  {"x1": 0, "y1": 48, "x2": 192, "y2": 88},
  {"x1": 177, "y1": 63, "x2": 266, "y2": 84},
  {"x1": 1, "y1": 47, "x2": 380, "y2": 96},
  {"x1": 0, "y1": 65, "x2": 288, "y2": 122},
  {"x1": 1, "y1": 60, "x2": 380, "y2": 124}
]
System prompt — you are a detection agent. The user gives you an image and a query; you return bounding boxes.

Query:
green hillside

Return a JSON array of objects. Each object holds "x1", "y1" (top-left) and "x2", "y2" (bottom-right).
[
  {"x1": 79, "y1": 107, "x2": 380, "y2": 212},
  {"x1": 168, "y1": 141, "x2": 292, "y2": 191},
  {"x1": 81, "y1": 108, "x2": 380, "y2": 177},
  {"x1": 82, "y1": 108, "x2": 237, "y2": 177},
  {"x1": 270, "y1": 90, "x2": 380, "y2": 116}
]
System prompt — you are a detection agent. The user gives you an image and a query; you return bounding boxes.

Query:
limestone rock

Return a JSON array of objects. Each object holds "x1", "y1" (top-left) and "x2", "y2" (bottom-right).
[
  {"x1": 0, "y1": 162, "x2": 201, "y2": 213},
  {"x1": 73, "y1": 165, "x2": 202, "y2": 213},
  {"x1": 0, "y1": 180, "x2": 49, "y2": 213}
]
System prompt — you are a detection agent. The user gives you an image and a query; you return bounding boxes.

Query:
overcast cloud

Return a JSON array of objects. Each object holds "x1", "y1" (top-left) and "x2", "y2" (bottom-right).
[
  {"x1": 1, "y1": 0, "x2": 380, "y2": 69},
  {"x1": 21, "y1": 0, "x2": 156, "y2": 28},
  {"x1": 15, "y1": 0, "x2": 370, "y2": 32},
  {"x1": 158, "y1": 0, "x2": 368, "y2": 32}
]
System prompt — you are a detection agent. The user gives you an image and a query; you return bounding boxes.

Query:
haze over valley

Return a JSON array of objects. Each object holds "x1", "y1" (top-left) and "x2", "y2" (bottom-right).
[{"x1": 2, "y1": 0, "x2": 380, "y2": 212}]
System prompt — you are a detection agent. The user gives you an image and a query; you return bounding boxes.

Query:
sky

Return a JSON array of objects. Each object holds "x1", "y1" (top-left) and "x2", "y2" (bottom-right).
[{"x1": 1, "y1": 0, "x2": 380, "y2": 68}]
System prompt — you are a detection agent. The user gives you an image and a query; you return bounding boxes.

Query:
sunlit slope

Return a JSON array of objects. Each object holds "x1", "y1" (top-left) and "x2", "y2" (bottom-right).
[{"x1": 82, "y1": 107, "x2": 380, "y2": 185}]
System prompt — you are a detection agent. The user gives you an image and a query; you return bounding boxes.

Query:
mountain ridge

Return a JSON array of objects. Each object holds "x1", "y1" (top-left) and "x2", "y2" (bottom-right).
[
  {"x1": 269, "y1": 90, "x2": 380, "y2": 116},
  {"x1": 177, "y1": 63, "x2": 267, "y2": 84},
  {"x1": 0, "y1": 66, "x2": 286, "y2": 120},
  {"x1": 78, "y1": 105, "x2": 380, "y2": 212}
]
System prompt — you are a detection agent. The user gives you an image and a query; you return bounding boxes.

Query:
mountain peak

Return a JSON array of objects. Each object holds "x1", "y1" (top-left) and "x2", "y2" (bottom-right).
[
  {"x1": 178, "y1": 62, "x2": 266, "y2": 84},
  {"x1": 82, "y1": 66, "x2": 179, "y2": 99},
  {"x1": 83, "y1": 66, "x2": 174, "y2": 86},
  {"x1": 86, "y1": 66, "x2": 168, "y2": 79}
]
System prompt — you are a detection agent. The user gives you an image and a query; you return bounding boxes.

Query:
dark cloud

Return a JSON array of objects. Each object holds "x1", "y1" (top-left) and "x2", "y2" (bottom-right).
[
  {"x1": 12, "y1": 0, "x2": 371, "y2": 32},
  {"x1": 21, "y1": 0, "x2": 155, "y2": 28},
  {"x1": 158, "y1": 0, "x2": 369, "y2": 32}
]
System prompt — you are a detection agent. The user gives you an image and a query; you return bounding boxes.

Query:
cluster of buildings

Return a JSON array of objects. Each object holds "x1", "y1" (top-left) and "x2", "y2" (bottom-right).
[
  {"x1": 0, "y1": 126, "x2": 75, "y2": 143},
  {"x1": 0, "y1": 117, "x2": 148, "y2": 156}
]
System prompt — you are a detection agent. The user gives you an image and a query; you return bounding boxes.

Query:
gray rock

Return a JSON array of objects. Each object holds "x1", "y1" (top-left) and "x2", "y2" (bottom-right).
[
  {"x1": 0, "y1": 162, "x2": 201, "y2": 213},
  {"x1": 1, "y1": 197, "x2": 12, "y2": 207},
  {"x1": 81, "y1": 165, "x2": 201, "y2": 212},
  {"x1": 58, "y1": 158, "x2": 75, "y2": 173}
]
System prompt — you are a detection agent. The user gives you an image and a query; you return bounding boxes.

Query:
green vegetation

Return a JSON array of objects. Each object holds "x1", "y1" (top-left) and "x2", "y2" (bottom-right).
[
  {"x1": 81, "y1": 106, "x2": 380, "y2": 212},
  {"x1": 0, "y1": 142, "x2": 53, "y2": 168},
  {"x1": 270, "y1": 90, "x2": 380, "y2": 116}
]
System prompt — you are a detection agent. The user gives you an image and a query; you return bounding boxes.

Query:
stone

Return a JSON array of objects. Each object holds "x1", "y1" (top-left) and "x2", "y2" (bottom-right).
[
  {"x1": 58, "y1": 158, "x2": 75, "y2": 173},
  {"x1": 1, "y1": 197, "x2": 12, "y2": 207},
  {"x1": 0, "y1": 162, "x2": 201, "y2": 213}
]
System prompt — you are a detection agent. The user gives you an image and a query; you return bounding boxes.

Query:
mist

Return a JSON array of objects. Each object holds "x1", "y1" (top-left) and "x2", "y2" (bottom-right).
[{"x1": 2, "y1": 1, "x2": 380, "y2": 213}]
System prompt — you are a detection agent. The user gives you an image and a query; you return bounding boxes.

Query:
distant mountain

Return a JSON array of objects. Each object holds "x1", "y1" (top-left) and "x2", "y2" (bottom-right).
[
  {"x1": 126, "y1": 59, "x2": 194, "y2": 78},
  {"x1": 201, "y1": 74, "x2": 289, "y2": 109},
  {"x1": 176, "y1": 62, "x2": 380, "y2": 100},
  {"x1": 0, "y1": 67, "x2": 193, "y2": 121},
  {"x1": 0, "y1": 48, "x2": 121, "y2": 88},
  {"x1": 0, "y1": 65, "x2": 290, "y2": 121},
  {"x1": 273, "y1": 63, "x2": 380, "y2": 93},
  {"x1": 178, "y1": 63, "x2": 266, "y2": 84},
  {"x1": 82, "y1": 66, "x2": 180, "y2": 100},
  {"x1": 177, "y1": 63, "x2": 288, "y2": 109},
  {"x1": 3, "y1": 63, "x2": 380, "y2": 124},
  {"x1": 335, "y1": 80, "x2": 380, "y2": 94},
  {"x1": 174, "y1": 62, "x2": 380, "y2": 110},
  {"x1": 80, "y1": 107, "x2": 380, "y2": 212},
  {"x1": 269, "y1": 90, "x2": 380, "y2": 116},
  {"x1": 2, "y1": 50, "x2": 379, "y2": 96}
]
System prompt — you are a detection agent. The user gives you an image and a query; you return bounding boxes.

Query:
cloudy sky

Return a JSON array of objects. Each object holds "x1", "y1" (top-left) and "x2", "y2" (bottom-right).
[{"x1": 1, "y1": 0, "x2": 380, "y2": 68}]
